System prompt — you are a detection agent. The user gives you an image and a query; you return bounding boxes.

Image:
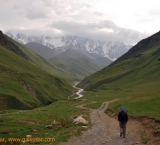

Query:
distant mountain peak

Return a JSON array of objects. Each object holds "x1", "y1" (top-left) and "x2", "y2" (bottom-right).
[{"x1": 6, "y1": 32, "x2": 132, "y2": 61}]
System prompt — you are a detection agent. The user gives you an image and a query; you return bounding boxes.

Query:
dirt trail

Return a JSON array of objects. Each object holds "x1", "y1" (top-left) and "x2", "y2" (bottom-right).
[{"x1": 61, "y1": 100, "x2": 143, "y2": 145}]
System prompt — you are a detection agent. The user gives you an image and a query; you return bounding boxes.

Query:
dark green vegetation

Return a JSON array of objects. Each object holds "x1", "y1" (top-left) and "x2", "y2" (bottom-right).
[
  {"x1": 0, "y1": 30, "x2": 73, "y2": 110},
  {"x1": 0, "y1": 100, "x2": 89, "y2": 145},
  {"x1": 78, "y1": 31, "x2": 160, "y2": 120}
]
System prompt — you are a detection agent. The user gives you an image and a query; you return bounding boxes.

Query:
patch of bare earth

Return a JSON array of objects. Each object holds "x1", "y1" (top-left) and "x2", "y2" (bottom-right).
[{"x1": 61, "y1": 101, "x2": 160, "y2": 145}]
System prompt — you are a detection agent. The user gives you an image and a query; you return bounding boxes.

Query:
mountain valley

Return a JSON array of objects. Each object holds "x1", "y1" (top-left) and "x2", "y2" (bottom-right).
[{"x1": 0, "y1": 30, "x2": 160, "y2": 145}]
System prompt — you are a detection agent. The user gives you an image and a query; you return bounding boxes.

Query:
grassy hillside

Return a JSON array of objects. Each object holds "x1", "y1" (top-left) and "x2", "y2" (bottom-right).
[
  {"x1": 25, "y1": 42, "x2": 101, "y2": 80},
  {"x1": 24, "y1": 41, "x2": 111, "y2": 80},
  {"x1": 0, "y1": 31, "x2": 91, "y2": 144},
  {"x1": 5, "y1": 35, "x2": 76, "y2": 81},
  {"x1": 0, "y1": 36, "x2": 73, "y2": 110},
  {"x1": 49, "y1": 49, "x2": 104, "y2": 80},
  {"x1": 77, "y1": 31, "x2": 160, "y2": 120}
]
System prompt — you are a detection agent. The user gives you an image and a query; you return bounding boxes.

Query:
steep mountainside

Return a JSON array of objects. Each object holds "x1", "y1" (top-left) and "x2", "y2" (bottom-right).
[
  {"x1": 78, "y1": 31, "x2": 160, "y2": 89},
  {"x1": 77, "y1": 31, "x2": 160, "y2": 120},
  {"x1": 0, "y1": 31, "x2": 73, "y2": 110},
  {"x1": 49, "y1": 49, "x2": 111, "y2": 79},
  {"x1": 6, "y1": 32, "x2": 131, "y2": 61},
  {"x1": 5, "y1": 35, "x2": 78, "y2": 81},
  {"x1": 0, "y1": 30, "x2": 28, "y2": 60}
]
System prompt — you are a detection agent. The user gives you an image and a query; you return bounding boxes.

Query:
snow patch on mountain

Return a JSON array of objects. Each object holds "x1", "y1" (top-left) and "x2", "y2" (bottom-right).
[
  {"x1": 48, "y1": 37, "x2": 64, "y2": 48},
  {"x1": 5, "y1": 32, "x2": 132, "y2": 61}
]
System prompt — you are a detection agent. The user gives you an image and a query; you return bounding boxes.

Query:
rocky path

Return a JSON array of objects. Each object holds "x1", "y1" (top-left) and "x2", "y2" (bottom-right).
[{"x1": 61, "y1": 100, "x2": 143, "y2": 145}]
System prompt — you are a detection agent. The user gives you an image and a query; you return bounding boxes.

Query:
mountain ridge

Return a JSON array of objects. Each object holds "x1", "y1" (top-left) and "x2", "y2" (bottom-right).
[
  {"x1": 25, "y1": 42, "x2": 112, "y2": 80},
  {"x1": 0, "y1": 30, "x2": 28, "y2": 60},
  {"x1": 48, "y1": 48, "x2": 112, "y2": 79},
  {"x1": 25, "y1": 42, "x2": 55, "y2": 59},
  {"x1": 6, "y1": 32, "x2": 132, "y2": 61}
]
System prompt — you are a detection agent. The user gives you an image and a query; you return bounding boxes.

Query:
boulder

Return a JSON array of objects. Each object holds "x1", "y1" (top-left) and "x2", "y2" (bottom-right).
[{"x1": 73, "y1": 116, "x2": 88, "y2": 125}]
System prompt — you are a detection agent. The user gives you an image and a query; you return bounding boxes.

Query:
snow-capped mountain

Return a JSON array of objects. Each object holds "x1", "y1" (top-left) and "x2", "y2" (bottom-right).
[{"x1": 6, "y1": 32, "x2": 132, "y2": 61}]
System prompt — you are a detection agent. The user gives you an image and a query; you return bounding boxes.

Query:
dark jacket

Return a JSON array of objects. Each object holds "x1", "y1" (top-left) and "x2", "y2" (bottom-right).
[{"x1": 118, "y1": 111, "x2": 128, "y2": 122}]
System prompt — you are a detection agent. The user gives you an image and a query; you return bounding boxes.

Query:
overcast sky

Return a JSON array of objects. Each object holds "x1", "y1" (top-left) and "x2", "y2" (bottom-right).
[{"x1": 0, "y1": 0, "x2": 160, "y2": 45}]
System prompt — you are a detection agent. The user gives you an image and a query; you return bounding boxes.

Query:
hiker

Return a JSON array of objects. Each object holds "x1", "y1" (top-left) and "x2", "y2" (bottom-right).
[{"x1": 118, "y1": 106, "x2": 128, "y2": 138}]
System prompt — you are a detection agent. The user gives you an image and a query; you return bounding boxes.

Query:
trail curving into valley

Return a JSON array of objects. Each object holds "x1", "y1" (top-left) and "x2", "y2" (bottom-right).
[{"x1": 61, "y1": 100, "x2": 143, "y2": 145}]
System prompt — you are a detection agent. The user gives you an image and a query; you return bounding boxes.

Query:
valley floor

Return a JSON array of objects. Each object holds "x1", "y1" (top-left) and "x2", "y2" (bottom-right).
[{"x1": 60, "y1": 100, "x2": 160, "y2": 145}]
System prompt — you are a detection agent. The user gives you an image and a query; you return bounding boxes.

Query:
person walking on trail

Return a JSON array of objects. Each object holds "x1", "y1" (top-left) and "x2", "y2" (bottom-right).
[{"x1": 118, "y1": 106, "x2": 128, "y2": 138}]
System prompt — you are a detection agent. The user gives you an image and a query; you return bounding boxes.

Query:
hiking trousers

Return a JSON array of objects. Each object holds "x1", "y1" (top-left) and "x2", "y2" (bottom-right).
[{"x1": 119, "y1": 122, "x2": 127, "y2": 137}]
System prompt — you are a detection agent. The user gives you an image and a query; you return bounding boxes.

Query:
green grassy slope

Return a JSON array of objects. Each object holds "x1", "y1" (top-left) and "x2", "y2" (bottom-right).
[
  {"x1": 0, "y1": 44, "x2": 73, "y2": 110},
  {"x1": 49, "y1": 49, "x2": 103, "y2": 80},
  {"x1": 5, "y1": 35, "x2": 76, "y2": 81},
  {"x1": 77, "y1": 31, "x2": 160, "y2": 120}
]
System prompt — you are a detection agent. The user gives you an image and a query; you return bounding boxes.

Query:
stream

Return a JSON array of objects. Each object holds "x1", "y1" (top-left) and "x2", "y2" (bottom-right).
[
  {"x1": 68, "y1": 82, "x2": 84, "y2": 100},
  {"x1": 74, "y1": 88, "x2": 84, "y2": 99}
]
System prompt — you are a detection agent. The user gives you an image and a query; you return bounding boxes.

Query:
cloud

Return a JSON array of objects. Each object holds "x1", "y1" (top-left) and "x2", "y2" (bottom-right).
[
  {"x1": 26, "y1": 8, "x2": 46, "y2": 19},
  {"x1": 0, "y1": 0, "x2": 153, "y2": 45},
  {"x1": 93, "y1": 12, "x2": 106, "y2": 16},
  {"x1": 148, "y1": 10, "x2": 160, "y2": 17},
  {"x1": 24, "y1": 1, "x2": 51, "y2": 19},
  {"x1": 49, "y1": 20, "x2": 148, "y2": 44}
]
